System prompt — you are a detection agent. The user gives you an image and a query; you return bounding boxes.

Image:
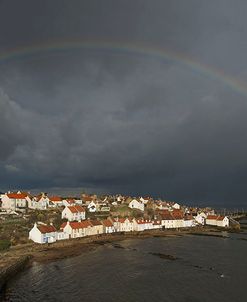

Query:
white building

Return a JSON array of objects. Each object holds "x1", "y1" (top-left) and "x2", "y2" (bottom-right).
[
  {"x1": 101, "y1": 219, "x2": 115, "y2": 233},
  {"x1": 206, "y1": 215, "x2": 229, "y2": 227},
  {"x1": 48, "y1": 196, "x2": 63, "y2": 207},
  {"x1": 61, "y1": 220, "x2": 93, "y2": 238},
  {"x1": 56, "y1": 230, "x2": 69, "y2": 241},
  {"x1": 128, "y1": 199, "x2": 144, "y2": 211},
  {"x1": 29, "y1": 223, "x2": 57, "y2": 244},
  {"x1": 88, "y1": 220, "x2": 104, "y2": 235},
  {"x1": 1, "y1": 192, "x2": 32, "y2": 211},
  {"x1": 139, "y1": 197, "x2": 150, "y2": 205},
  {"x1": 62, "y1": 205, "x2": 86, "y2": 221},
  {"x1": 152, "y1": 220, "x2": 162, "y2": 229},
  {"x1": 216, "y1": 216, "x2": 229, "y2": 227},
  {"x1": 172, "y1": 203, "x2": 181, "y2": 210},
  {"x1": 133, "y1": 219, "x2": 154, "y2": 231},
  {"x1": 112, "y1": 217, "x2": 134, "y2": 232},
  {"x1": 133, "y1": 219, "x2": 146, "y2": 231},
  {"x1": 87, "y1": 201, "x2": 97, "y2": 212},
  {"x1": 195, "y1": 212, "x2": 206, "y2": 225},
  {"x1": 63, "y1": 199, "x2": 76, "y2": 207},
  {"x1": 161, "y1": 212, "x2": 176, "y2": 229},
  {"x1": 183, "y1": 215, "x2": 195, "y2": 228},
  {"x1": 29, "y1": 194, "x2": 49, "y2": 210}
]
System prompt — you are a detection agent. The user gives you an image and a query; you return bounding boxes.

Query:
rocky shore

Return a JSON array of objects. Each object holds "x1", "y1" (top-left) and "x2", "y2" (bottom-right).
[{"x1": 0, "y1": 226, "x2": 240, "y2": 292}]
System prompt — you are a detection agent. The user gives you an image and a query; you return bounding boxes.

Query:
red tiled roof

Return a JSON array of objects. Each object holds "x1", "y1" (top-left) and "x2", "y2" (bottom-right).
[
  {"x1": 60, "y1": 222, "x2": 67, "y2": 229},
  {"x1": 83, "y1": 196, "x2": 93, "y2": 202},
  {"x1": 161, "y1": 213, "x2": 174, "y2": 220},
  {"x1": 184, "y1": 214, "x2": 193, "y2": 220},
  {"x1": 67, "y1": 205, "x2": 85, "y2": 213},
  {"x1": 153, "y1": 220, "x2": 161, "y2": 225},
  {"x1": 37, "y1": 224, "x2": 56, "y2": 234},
  {"x1": 118, "y1": 218, "x2": 126, "y2": 223},
  {"x1": 7, "y1": 193, "x2": 28, "y2": 199},
  {"x1": 136, "y1": 220, "x2": 146, "y2": 224},
  {"x1": 49, "y1": 196, "x2": 62, "y2": 202},
  {"x1": 61, "y1": 221, "x2": 92, "y2": 230},
  {"x1": 207, "y1": 215, "x2": 218, "y2": 220},
  {"x1": 216, "y1": 216, "x2": 227, "y2": 221},
  {"x1": 171, "y1": 210, "x2": 184, "y2": 219},
  {"x1": 102, "y1": 219, "x2": 113, "y2": 227},
  {"x1": 67, "y1": 199, "x2": 75, "y2": 204},
  {"x1": 90, "y1": 220, "x2": 102, "y2": 226}
]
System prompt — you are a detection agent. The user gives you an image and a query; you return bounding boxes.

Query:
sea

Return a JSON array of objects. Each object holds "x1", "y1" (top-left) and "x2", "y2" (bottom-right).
[{"x1": 2, "y1": 219, "x2": 247, "y2": 302}]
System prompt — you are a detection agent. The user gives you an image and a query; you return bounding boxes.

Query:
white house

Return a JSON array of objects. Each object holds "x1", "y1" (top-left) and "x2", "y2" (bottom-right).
[
  {"x1": 48, "y1": 196, "x2": 63, "y2": 207},
  {"x1": 101, "y1": 219, "x2": 115, "y2": 233},
  {"x1": 128, "y1": 199, "x2": 144, "y2": 211},
  {"x1": 117, "y1": 195, "x2": 123, "y2": 203},
  {"x1": 87, "y1": 201, "x2": 97, "y2": 213},
  {"x1": 112, "y1": 217, "x2": 134, "y2": 232},
  {"x1": 155, "y1": 201, "x2": 169, "y2": 211},
  {"x1": 183, "y1": 214, "x2": 195, "y2": 228},
  {"x1": 1, "y1": 192, "x2": 32, "y2": 211},
  {"x1": 56, "y1": 230, "x2": 69, "y2": 241},
  {"x1": 205, "y1": 215, "x2": 229, "y2": 227},
  {"x1": 89, "y1": 220, "x2": 104, "y2": 235},
  {"x1": 171, "y1": 210, "x2": 185, "y2": 228},
  {"x1": 29, "y1": 223, "x2": 57, "y2": 244},
  {"x1": 172, "y1": 203, "x2": 181, "y2": 210},
  {"x1": 195, "y1": 212, "x2": 206, "y2": 225},
  {"x1": 62, "y1": 205, "x2": 86, "y2": 221},
  {"x1": 61, "y1": 220, "x2": 93, "y2": 238},
  {"x1": 139, "y1": 197, "x2": 150, "y2": 205},
  {"x1": 205, "y1": 215, "x2": 218, "y2": 226},
  {"x1": 74, "y1": 199, "x2": 83, "y2": 205},
  {"x1": 29, "y1": 193, "x2": 49, "y2": 210},
  {"x1": 152, "y1": 220, "x2": 162, "y2": 229},
  {"x1": 133, "y1": 219, "x2": 146, "y2": 231},
  {"x1": 83, "y1": 195, "x2": 94, "y2": 205},
  {"x1": 161, "y1": 211, "x2": 176, "y2": 229},
  {"x1": 63, "y1": 199, "x2": 76, "y2": 207},
  {"x1": 216, "y1": 216, "x2": 229, "y2": 227},
  {"x1": 133, "y1": 219, "x2": 156, "y2": 231}
]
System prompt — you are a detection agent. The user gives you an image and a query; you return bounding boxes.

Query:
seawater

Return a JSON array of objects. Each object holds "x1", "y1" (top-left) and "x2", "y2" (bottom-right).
[{"x1": 3, "y1": 225, "x2": 247, "y2": 302}]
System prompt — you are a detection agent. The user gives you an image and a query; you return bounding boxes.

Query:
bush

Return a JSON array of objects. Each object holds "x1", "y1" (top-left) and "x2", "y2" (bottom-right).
[{"x1": 0, "y1": 239, "x2": 11, "y2": 251}]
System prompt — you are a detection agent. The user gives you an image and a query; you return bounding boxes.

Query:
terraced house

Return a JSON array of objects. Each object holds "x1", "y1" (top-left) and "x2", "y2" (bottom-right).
[
  {"x1": 1, "y1": 191, "x2": 32, "y2": 211},
  {"x1": 62, "y1": 205, "x2": 86, "y2": 221}
]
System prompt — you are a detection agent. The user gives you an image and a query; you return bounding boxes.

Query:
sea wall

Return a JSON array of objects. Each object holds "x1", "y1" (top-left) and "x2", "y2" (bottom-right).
[{"x1": 0, "y1": 255, "x2": 31, "y2": 291}]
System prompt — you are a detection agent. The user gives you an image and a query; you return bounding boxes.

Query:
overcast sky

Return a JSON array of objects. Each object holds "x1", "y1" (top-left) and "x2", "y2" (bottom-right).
[{"x1": 1, "y1": 0, "x2": 247, "y2": 207}]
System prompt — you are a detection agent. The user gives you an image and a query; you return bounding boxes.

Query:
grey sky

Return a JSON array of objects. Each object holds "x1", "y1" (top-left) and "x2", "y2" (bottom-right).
[{"x1": 0, "y1": 0, "x2": 247, "y2": 207}]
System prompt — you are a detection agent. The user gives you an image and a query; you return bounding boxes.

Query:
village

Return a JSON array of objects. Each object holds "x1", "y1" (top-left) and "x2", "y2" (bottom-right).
[{"x1": 0, "y1": 190, "x2": 233, "y2": 246}]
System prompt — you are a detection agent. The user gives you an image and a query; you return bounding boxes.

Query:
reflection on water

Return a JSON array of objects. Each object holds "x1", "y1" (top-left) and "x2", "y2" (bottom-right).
[{"x1": 3, "y1": 228, "x2": 247, "y2": 302}]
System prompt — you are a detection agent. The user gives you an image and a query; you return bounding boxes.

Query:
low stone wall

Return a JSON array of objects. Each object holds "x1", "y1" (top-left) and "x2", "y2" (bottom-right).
[{"x1": 0, "y1": 255, "x2": 31, "y2": 291}]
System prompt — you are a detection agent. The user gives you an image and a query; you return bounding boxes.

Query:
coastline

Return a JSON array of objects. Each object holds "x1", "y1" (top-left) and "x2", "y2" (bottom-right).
[{"x1": 0, "y1": 226, "x2": 241, "y2": 292}]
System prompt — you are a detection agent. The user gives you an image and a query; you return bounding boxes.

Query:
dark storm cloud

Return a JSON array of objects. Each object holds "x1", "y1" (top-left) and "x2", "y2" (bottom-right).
[{"x1": 0, "y1": 0, "x2": 247, "y2": 206}]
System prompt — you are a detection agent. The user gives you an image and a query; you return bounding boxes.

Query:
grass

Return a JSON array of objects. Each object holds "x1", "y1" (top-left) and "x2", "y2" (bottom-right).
[{"x1": 0, "y1": 239, "x2": 11, "y2": 251}]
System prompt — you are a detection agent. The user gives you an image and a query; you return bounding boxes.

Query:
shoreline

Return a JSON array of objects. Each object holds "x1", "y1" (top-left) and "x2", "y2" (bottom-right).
[{"x1": 0, "y1": 226, "x2": 242, "y2": 292}]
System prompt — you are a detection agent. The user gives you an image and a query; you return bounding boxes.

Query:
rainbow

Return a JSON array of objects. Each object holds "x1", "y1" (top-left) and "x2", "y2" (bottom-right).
[{"x1": 0, "y1": 39, "x2": 246, "y2": 97}]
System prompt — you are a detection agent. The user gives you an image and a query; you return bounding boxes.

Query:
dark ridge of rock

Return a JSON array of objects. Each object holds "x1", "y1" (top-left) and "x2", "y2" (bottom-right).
[
  {"x1": 149, "y1": 252, "x2": 178, "y2": 261},
  {"x1": 112, "y1": 243, "x2": 125, "y2": 249}
]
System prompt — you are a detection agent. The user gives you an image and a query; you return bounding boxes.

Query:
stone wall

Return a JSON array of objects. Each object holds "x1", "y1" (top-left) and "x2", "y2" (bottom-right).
[{"x1": 0, "y1": 255, "x2": 31, "y2": 291}]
